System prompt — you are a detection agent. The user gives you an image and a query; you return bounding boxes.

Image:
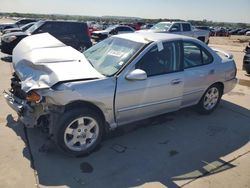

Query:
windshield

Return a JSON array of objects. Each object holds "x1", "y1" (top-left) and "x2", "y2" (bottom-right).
[
  {"x1": 20, "y1": 22, "x2": 34, "y2": 31},
  {"x1": 151, "y1": 22, "x2": 172, "y2": 31},
  {"x1": 26, "y1": 21, "x2": 44, "y2": 34},
  {"x1": 84, "y1": 37, "x2": 145, "y2": 76}
]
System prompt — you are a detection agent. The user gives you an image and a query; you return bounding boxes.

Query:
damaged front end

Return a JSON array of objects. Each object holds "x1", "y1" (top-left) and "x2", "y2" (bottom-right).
[
  {"x1": 4, "y1": 33, "x2": 103, "y2": 130},
  {"x1": 4, "y1": 73, "x2": 60, "y2": 130}
]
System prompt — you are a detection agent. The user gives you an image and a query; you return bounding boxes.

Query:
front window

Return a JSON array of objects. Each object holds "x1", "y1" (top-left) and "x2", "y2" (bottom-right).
[
  {"x1": 150, "y1": 22, "x2": 172, "y2": 32},
  {"x1": 136, "y1": 41, "x2": 182, "y2": 77},
  {"x1": 84, "y1": 37, "x2": 145, "y2": 76}
]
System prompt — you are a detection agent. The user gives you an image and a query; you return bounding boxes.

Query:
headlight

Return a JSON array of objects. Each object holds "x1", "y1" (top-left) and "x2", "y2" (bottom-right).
[
  {"x1": 26, "y1": 91, "x2": 42, "y2": 103},
  {"x1": 2, "y1": 35, "x2": 17, "y2": 43}
]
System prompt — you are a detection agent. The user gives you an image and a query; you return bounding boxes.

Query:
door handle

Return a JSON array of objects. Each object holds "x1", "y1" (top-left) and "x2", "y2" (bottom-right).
[{"x1": 171, "y1": 79, "x2": 182, "y2": 85}]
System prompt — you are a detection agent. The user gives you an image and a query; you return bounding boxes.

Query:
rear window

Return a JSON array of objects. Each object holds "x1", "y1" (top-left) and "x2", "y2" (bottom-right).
[
  {"x1": 183, "y1": 42, "x2": 213, "y2": 69},
  {"x1": 35, "y1": 22, "x2": 88, "y2": 35}
]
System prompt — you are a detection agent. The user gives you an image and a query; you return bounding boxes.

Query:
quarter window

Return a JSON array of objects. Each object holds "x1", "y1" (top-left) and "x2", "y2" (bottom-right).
[
  {"x1": 136, "y1": 42, "x2": 181, "y2": 77},
  {"x1": 183, "y1": 42, "x2": 213, "y2": 69}
]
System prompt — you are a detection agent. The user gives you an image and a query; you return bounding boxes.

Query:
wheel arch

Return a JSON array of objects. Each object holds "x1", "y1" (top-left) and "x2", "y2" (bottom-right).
[
  {"x1": 198, "y1": 82, "x2": 224, "y2": 103},
  {"x1": 65, "y1": 100, "x2": 106, "y2": 124},
  {"x1": 197, "y1": 36, "x2": 205, "y2": 42},
  {"x1": 212, "y1": 82, "x2": 224, "y2": 94}
]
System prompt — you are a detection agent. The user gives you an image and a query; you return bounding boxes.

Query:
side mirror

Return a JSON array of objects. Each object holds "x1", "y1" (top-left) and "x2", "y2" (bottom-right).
[
  {"x1": 170, "y1": 27, "x2": 178, "y2": 32},
  {"x1": 126, "y1": 69, "x2": 147, "y2": 81}
]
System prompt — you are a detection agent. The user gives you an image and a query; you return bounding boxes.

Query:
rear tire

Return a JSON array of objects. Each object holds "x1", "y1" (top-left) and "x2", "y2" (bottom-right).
[
  {"x1": 54, "y1": 108, "x2": 104, "y2": 157},
  {"x1": 196, "y1": 84, "x2": 223, "y2": 114}
]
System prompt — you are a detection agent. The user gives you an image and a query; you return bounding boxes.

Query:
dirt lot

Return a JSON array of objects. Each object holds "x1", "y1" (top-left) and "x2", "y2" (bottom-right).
[
  {"x1": 209, "y1": 36, "x2": 250, "y2": 85},
  {"x1": 0, "y1": 17, "x2": 16, "y2": 24},
  {"x1": 0, "y1": 32, "x2": 249, "y2": 188}
]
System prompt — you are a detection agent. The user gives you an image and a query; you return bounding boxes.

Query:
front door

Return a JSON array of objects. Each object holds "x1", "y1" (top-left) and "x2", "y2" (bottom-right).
[{"x1": 115, "y1": 41, "x2": 184, "y2": 125}]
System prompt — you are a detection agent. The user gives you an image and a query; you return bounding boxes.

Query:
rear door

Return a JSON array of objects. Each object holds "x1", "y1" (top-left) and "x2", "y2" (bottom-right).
[
  {"x1": 181, "y1": 41, "x2": 215, "y2": 107},
  {"x1": 115, "y1": 41, "x2": 184, "y2": 125},
  {"x1": 181, "y1": 23, "x2": 194, "y2": 37}
]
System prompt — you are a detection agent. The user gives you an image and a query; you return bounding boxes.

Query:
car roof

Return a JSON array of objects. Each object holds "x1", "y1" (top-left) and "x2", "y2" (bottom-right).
[
  {"x1": 114, "y1": 32, "x2": 194, "y2": 44},
  {"x1": 158, "y1": 21, "x2": 189, "y2": 24},
  {"x1": 40, "y1": 20, "x2": 86, "y2": 24}
]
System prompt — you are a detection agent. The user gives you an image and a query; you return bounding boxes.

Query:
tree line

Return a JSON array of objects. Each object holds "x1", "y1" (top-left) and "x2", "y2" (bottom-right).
[{"x1": 1, "y1": 12, "x2": 249, "y2": 28}]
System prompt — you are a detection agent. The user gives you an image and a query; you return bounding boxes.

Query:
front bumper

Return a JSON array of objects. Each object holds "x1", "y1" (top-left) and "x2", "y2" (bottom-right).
[
  {"x1": 3, "y1": 91, "x2": 38, "y2": 128},
  {"x1": 4, "y1": 91, "x2": 25, "y2": 114}
]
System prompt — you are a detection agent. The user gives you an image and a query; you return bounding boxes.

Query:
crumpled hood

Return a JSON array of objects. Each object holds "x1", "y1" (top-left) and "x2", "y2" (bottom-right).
[{"x1": 12, "y1": 33, "x2": 104, "y2": 92}]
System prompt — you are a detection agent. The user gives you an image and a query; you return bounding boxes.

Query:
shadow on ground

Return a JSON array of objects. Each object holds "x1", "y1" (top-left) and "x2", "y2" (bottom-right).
[{"x1": 6, "y1": 100, "x2": 250, "y2": 188}]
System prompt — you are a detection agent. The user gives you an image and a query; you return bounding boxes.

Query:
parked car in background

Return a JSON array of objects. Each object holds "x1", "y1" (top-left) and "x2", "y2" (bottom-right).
[
  {"x1": 210, "y1": 27, "x2": 229, "y2": 37},
  {"x1": 228, "y1": 28, "x2": 242, "y2": 35},
  {"x1": 140, "y1": 24, "x2": 154, "y2": 30},
  {"x1": 238, "y1": 28, "x2": 250, "y2": 35},
  {"x1": 126, "y1": 22, "x2": 145, "y2": 30},
  {"x1": 0, "y1": 18, "x2": 37, "y2": 32},
  {"x1": 140, "y1": 21, "x2": 210, "y2": 44},
  {"x1": 243, "y1": 42, "x2": 250, "y2": 74},
  {"x1": 0, "y1": 20, "x2": 92, "y2": 54},
  {"x1": 246, "y1": 31, "x2": 250, "y2": 36},
  {"x1": 4, "y1": 32, "x2": 237, "y2": 156},
  {"x1": 91, "y1": 25, "x2": 135, "y2": 42},
  {"x1": 1, "y1": 22, "x2": 35, "y2": 35}
]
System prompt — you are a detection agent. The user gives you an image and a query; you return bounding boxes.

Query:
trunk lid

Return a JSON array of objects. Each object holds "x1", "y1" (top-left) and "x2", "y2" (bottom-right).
[{"x1": 12, "y1": 33, "x2": 104, "y2": 92}]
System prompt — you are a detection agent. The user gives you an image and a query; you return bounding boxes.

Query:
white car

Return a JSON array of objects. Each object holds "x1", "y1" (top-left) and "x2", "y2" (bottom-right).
[
  {"x1": 139, "y1": 21, "x2": 210, "y2": 44},
  {"x1": 91, "y1": 25, "x2": 135, "y2": 42}
]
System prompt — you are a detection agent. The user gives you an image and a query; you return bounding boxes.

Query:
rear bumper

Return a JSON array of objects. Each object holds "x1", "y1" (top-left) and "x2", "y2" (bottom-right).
[
  {"x1": 0, "y1": 40, "x2": 14, "y2": 55},
  {"x1": 243, "y1": 55, "x2": 250, "y2": 73},
  {"x1": 223, "y1": 78, "x2": 238, "y2": 94}
]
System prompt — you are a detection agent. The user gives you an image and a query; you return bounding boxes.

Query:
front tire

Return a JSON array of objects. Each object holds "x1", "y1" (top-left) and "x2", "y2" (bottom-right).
[
  {"x1": 196, "y1": 84, "x2": 223, "y2": 114},
  {"x1": 55, "y1": 108, "x2": 104, "y2": 157}
]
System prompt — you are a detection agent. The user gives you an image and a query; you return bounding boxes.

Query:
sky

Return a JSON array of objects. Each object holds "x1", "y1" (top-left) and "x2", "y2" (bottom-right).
[{"x1": 0, "y1": 0, "x2": 250, "y2": 23}]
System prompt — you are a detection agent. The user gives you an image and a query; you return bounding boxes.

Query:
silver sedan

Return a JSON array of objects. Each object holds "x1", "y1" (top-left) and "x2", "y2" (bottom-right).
[{"x1": 4, "y1": 32, "x2": 237, "y2": 156}]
